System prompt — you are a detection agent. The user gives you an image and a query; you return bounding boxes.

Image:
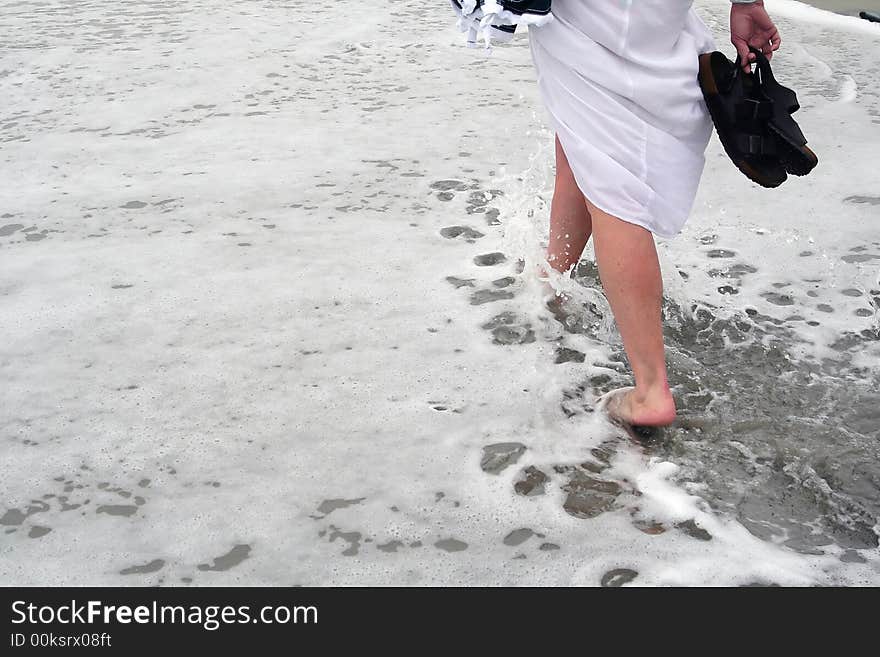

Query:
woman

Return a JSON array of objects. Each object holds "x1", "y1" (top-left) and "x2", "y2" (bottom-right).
[{"x1": 529, "y1": 0, "x2": 780, "y2": 429}]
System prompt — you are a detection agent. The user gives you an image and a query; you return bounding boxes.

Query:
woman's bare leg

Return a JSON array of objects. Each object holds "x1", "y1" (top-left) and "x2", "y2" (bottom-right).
[
  {"x1": 544, "y1": 135, "x2": 592, "y2": 275},
  {"x1": 587, "y1": 200, "x2": 676, "y2": 426},
  {"x1": 542, "y1": 135, "x2": 674, "y2": 426}
]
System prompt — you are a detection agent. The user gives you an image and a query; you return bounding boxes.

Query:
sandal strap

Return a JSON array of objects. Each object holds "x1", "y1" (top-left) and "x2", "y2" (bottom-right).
[
  {"x1": 735, "y1": 97, "x2": 774, "y2": 121},
  {"x1": 737, "y1": 133, "x2": 777, "y2": 156}
]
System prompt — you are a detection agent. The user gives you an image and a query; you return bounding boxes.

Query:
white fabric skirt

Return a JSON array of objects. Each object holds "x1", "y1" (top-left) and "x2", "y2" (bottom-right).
[{"x1": 529, "y1": 0, "x2": 716, "y2": 237}]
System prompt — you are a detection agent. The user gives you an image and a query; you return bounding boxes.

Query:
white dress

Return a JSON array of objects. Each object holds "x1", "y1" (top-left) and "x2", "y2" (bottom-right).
[{"x1": 528, "y1": 0, "x2": 717, "y2": 238}]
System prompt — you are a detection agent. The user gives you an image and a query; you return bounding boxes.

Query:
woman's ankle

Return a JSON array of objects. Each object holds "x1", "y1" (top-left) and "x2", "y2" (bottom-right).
[{"x1": 632, "y1": 379, "x2": 673, "y2": 405}]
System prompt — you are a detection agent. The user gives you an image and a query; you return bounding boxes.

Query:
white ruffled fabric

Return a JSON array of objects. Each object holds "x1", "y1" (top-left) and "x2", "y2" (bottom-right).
[{"x1": 449, "y1": 1, "x2": 554, "y2": 49}]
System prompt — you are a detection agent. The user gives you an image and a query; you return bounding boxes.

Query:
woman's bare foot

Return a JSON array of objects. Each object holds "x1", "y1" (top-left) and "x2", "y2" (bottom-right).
[
  {"x1": 598, "y1": 386, "x2": 676, "y2": 428},
  {"x1": 535, "y1": 261, "x2": 554, "y2": 282},
  {"x1": 535, "y1": 261, "x2": 568, "y2": 305}
]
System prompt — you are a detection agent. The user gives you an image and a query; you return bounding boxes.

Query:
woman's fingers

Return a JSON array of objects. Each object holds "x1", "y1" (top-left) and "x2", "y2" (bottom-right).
[
  {"x1": 732, "y1": 36, "x2": 753, "y2": 71},
  {"x1": 731, "y1": 11, "x2": 781, "y2": 71},
  {"x1": 747, "y1": 27, "x2": 781, "y2": 60},
  {"x1": 763, "y1": 28, "x2": 781, "y2": 59}
]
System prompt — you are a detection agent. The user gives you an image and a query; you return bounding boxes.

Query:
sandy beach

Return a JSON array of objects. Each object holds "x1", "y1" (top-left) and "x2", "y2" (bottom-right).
[{"x1": 1, "y1": 0, "x2": 878, "y2": 585}]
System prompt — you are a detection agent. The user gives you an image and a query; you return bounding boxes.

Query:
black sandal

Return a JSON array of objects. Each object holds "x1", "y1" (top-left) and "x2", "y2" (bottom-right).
[
  {"x1": 748, "y1": 46, "x2": 818, "y2": 177},
  {"x1": 698, "y1": 48, "x2": 787, "y2": 188}
]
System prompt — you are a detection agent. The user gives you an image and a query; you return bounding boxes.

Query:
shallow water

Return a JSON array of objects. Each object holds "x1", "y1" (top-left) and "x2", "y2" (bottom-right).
[
  {"x1": 801, "y1": 0, "x2": 879, "y2": 16},
  {"x1": 0, "y1": 0, "x2": 878, "y2": 585},
  {"x1": 802, "y1": 0, "x2": 879, "y2": 16}
]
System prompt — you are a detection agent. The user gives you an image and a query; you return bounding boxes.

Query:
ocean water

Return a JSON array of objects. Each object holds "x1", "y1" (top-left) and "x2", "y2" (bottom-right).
[
  {"x1": 0, "y1": 0, "x2": 877, "y2": 586},
  {"x1": 804, "y1": 0, "x2": 879, "y2": 15}
]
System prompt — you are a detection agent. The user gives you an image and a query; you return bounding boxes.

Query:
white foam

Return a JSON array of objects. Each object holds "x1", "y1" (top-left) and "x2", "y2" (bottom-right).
[{"x1": 765, "y1": 0, "x2": 880, "y2": 34}]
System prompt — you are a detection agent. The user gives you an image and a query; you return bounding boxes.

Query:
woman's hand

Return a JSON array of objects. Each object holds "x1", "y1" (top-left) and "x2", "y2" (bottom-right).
[{"x1": 731, "y1": 1, "x2": 781, "y2": 71}]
